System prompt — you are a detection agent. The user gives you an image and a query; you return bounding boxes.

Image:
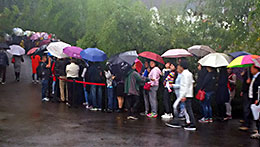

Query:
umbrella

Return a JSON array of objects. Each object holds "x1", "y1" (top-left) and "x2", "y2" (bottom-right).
[
  {"x1": 228, "y1": 51, "x2": 251, "y2": 58},
  {"x1": 7, "y1": 45, "x2": 25, "y2": 56},
  {"x1": 0, "y1": 43, "x2": 10, "y2": 49},
  {"x1": 139, "y1": 51, "x2": 165, "y2": 64},
  {"x1": 253, "y1": 57, "x2": 260, "y2": 68},
  {"x1": 188, "y1": 45, "x2": 215, "y2": 57},
  {"x1": 135, "y1": 58, "x2": 143, "y2": 73},
  {"x1": 30, "y1": 32, "x2": 41, "y2": 40},
  {"x1": 39, "y1": 40, "x2": 51, "y2": 47},
  {"x1": 108, "y1": 50, "x2": 138, "y2": 78},
  {"x1": 198, "y1": 53, "x2": 231, "y2": 68},
  {"x1": 47, "y1": 42, "x2": 71, "y2": 58},
  {"x1": 27, "y1": 47, "x2": 39, "y2": 55},
  {"x1": 13, "y1": 28, "x2": 24, "y2": 36},
  {"x1": 80, "y1": 48, "x2": 107, "y2": 62},
  {"x1": 161, "y1": 49, "x2": 193, "y2": 58},
  {"x1": 63, "y1": 46, "x2": 83, "y2": 59},
  {"x1": 227, "y1": 55, "x2": 259, "y2": 68}
]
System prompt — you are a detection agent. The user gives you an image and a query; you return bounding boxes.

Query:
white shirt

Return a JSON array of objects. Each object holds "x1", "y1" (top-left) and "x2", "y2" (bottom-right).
[
  {"x1": 249, "y1": 72, "x2": 260, "y2": 98},
  {"x1": 179, "y1": 69, "x2": 195, "y2": 98},
  {"x1": 66, "y1": 63, "x2": 80, "y2": 78}
]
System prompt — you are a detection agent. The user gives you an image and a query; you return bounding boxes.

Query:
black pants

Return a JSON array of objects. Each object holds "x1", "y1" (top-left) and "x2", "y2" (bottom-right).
[
  {"x1": 217, "y1": 103, "x2": 226, "y2": 119},
  {"x1": 242, "y1": 93, "x2": 253, "y2": 127},
  {"x1": 163, "y1": 88, "x2": 173, "y2": 114},
  {"x1": 126, "y1": 95, "x2": 140, "y2": 117},
  {"x1": 32, "y1": 73, "x2": 39, "y2": 81},
  {"x1": 67, "y1": 77, "x2": 78, "y2": 106},
  {"x1": 185, "y1": 98, "x2": 196, "y2": 126},
  {"x1": 0, "y1": 65, "x2": 6, "y2": 82},
  {"x1": 15, "y1": 72, "x2": 20, "y2": 80}
]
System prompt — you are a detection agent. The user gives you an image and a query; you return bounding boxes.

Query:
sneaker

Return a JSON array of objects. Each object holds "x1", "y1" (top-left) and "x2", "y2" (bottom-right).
[
  {"x1": 86, "y1": 105, "x2": 92, "y2": 109},
  {"x1": 1, "y1": 82, "x2": 5, "y2": 85},
  {"x1": 83, "y1": 102, "x2": 88, "y2": 106},
  {"x1": 106, "y1": 109, "x2": 113, "y2": 113},
  {"x1": 208, "y1": 118, "x2": 213, "y2": 123},
  {"x1": 184, "y1": 124, "x2": 197, "y2": 131},
  {"x1": 224, "y1": 115, "x2": 232, "y2": 120},
  {"x1": 97, "y1": 108, "x2": 102, "y2": 111},
  {"x1": 147, "y1": 113, "x2": 158, "y2": 118},
  {"x1": 165, "y1": 121, "x2": 182, "y2": 128},
  {"x1": 239, "y1": 126, "x2": 249, "y2": 131},
  {"x1": 168, "y1": 88, "x2": 172, "y2": 93},
  {"x1": 198, "y1": 118, "x2": 208, "y2": 123},
  {"x1": 127, "y1": 116, "x2": 138, "y2": 120},
  {"x1": 44, "y1": 97, "x2": 49, "y2": 101},
  {"x1": 66, "y1": 102, "x2": 71, "y2": 107},
  {"x1": 169, "y1": 113, "x2": 173, "y2": 118},
  {"x1": 250, "y1": 132, "x2": 260, "y2": 139},
  {"x1": 161, "y1": 113, "x2": 171, "y2": 119},
  {"x1": 140, "y1": 111, "x2": 148, "y2": 116},
  {"x1": 90, "y1": 108, "x2": 98, "y2": 111}
]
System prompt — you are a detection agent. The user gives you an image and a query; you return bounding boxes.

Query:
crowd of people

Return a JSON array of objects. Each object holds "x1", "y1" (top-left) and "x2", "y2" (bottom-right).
[{"x1": 0, "y1": 48, "x2": 260, "y2": 139}]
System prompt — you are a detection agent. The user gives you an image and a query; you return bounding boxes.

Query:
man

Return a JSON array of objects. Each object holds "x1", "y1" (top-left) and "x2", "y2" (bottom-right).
[
  {"x1": 166, "y1": 60, "x2": 196, "y2": 131},
  {"x1": 39, "y1": 55, "x2": 51, "y2": 102},
  {"x1": 0, "y1": 48, "x2": 9, "y2": 84},
  {"x1": 249, "y1": 65, "x2": 260, "y2": 139},
  {"x1": 55, "y1": 58, "x2": 69, "y2": 102}
]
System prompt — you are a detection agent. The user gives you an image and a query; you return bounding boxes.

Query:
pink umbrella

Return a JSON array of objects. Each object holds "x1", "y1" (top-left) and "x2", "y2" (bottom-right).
[
  {"x1": 135, "y1": 58, "x2": 143, "y2": 73},
  {"x1": 139, "y1": 51, "x2": 165, "y2": 64},
  {"x1": 30, "y1": 33, "x2": 41, "y2": 40},
  {"x1": 39, "y1": 40, "x2": 51, "y2": 47},
  {"x1": 63, "y1": 46, "x2": 83, "y2": 59},
  {"x1": 161, "y1": 49, "x2": 193, "y2": 58},
  {"x1": 27, "y1": 47, "x2": 39, "y2": 55}
]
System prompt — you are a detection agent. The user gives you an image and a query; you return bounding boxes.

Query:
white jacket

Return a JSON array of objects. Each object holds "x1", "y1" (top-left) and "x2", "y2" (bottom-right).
[{"x1": 179, "y1": 69, "x2": 194, "y2": 98}]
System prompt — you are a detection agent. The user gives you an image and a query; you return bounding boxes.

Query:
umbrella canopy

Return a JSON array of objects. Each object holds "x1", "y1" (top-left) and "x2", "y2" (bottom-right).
[
  {"x1": 0, "y1": 43, "x2": 10, "y2": 49},
  {"x1": 161, "y1": 49, "x2": 193, "y2": 58},
  {"x1": 13, "y1": 28, "x2": 24, "y2": 36},
  {"x1": 39, "y1": 39, "x2": 51, "y2": 47},
  {"x1": 27, "y1": 47, "x2": 39, "y2": 55},
  {"x1": 30, "y1": 32, "x2": 41, "y2": 40},
  {"x1": 227, "y1": 55, "x2": 259, "y2": 68},
  {"x1": 7, "y1": 45, "x2": 25, "y2": 56},
  {"x1": 63, "y1": 46, "x2": 83, "y2": 59},
  {"x1": 47, "y1": 42, "x2": 71, "y2": 58},
  {"x1": 139, "y1": 51, "x2": 165, "y2": 64},
  {"x1": 188, "y1": 45, "x2": 215, "y2": 57},
  {"x1": 228, "y1": 51, "x2": 251, "y2": 58},
  {"x1": 135, "y1": 58, "x2": 143, "y2": 73},
  {"x1": 80, "y1": 48, "x2": 107, "y2": 62},
  {"x1": 252, "y1": 57, "x2": 260, "y2": 68},
  {"x1": 108, "y1": 50, "x2": 138, "y2": 78},
  {"x1": 198, "y1": 53, "x2": 231, "y2": 68}
]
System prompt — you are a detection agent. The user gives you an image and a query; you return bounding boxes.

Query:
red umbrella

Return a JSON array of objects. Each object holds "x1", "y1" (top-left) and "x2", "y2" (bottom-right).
[
  {"x1": 139, "y1": 51, "x2": 165, "y2": 64},
  {"x1": 27, "y1": 47, "x2": 39, "y2": 55},
  {"x1": 135, "y1": 58, "x2": 143, "y2": 73}
]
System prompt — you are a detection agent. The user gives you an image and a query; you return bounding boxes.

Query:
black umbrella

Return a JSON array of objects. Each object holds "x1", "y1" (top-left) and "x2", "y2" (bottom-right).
[
  {"x1": 108, "y1": 50, "x2": 138, "y2": 78},
  {"x1": 33, "y1": 44, "x2": 48, "y2": 55},
  {"x1": 0, "y1": 43, "x2": 9, "y2": 49}
]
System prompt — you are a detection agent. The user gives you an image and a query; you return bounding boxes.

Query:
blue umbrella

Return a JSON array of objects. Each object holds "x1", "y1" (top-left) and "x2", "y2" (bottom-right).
[
  {"x1": 80, "y1": 48, "x2": 107, "y2": 62},
  {"x1": 229, "y1": 51, "x2": 251, "y2": 58}
]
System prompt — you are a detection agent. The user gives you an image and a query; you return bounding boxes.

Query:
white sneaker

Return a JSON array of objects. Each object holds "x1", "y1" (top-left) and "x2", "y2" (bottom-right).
[
  {"x1": 161, "y1": 113, "x2": 171, "y2": 119},
  {"x1": 1, "y1": 82, "x2": 5, "y2": 85},
  {"x1": 169, "y1": 113, "x2": 173, "y2": 118},
  {"x1": 251, "y1": 132, "x2": 260, "y2": 139},
  {"x1": 44, "y1": 98, "x2": 49, "y2": 101},
  {"x1": 90, "y1": 108, "x2": 98, "y2": 111}
]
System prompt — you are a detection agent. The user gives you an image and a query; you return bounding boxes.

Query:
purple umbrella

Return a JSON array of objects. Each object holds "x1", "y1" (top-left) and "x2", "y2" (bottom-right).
[{"x1": 63, "y1": 46, "x2": 83, "y2": 59}]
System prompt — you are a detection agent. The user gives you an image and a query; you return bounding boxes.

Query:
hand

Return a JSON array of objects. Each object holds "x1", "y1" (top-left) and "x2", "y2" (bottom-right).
[
  {"x1": 240, "y1": 92, "x2": 243, "y2": 97},
  {"x1": 246, "y1": 78, "x2": 251, "y2": 84},
  {"x1": 255, "y1": 100, "x2": 258, "y2": 105},
  {"x1": 46, "y1": 64, "x2": 51, "y2": 68},
  {"x1": 163, "y1": 81, "x2": 166, "y2": 86},
  {"x1": 181, "y1": 97, "x2": 186, "y2": 102},
  {"x1": 112, "y1": 76, "x2": 116, "y2": 80}
]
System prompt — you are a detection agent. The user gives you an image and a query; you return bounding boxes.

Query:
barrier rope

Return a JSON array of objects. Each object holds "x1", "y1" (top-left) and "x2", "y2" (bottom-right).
[{"x1": 57, "y1": 77, "x2": 106, "y2": 86}]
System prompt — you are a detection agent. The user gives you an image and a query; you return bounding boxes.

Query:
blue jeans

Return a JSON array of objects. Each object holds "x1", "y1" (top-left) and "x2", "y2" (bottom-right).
[
  {"x1": 107, "y1": 87, "x2": 117, "y2": 110},
  {"x1": 89, "y1": 85, "x2": 102, "y2": 108},
  {"x1": 41, "y1": 79, "x2": 49, "y2": 99},
  {"x1": 84, "y1": 87, "x2": 89, "y2": 105},
  {"x1": 202, "y1": 91, "x2": 214, "y2": 118}
]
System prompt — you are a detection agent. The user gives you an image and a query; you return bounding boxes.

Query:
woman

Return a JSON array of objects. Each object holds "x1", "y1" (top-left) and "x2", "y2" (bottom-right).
[
  {"x1": 216, "y1": 67, "x2": 230, "y2": 121},
  {"x1": 115, "y1": 77, "x2": 125, "y2": 113},
  {"x1": 31, "y1": 55, "x2": 41, "y2": 83},
  {"x1": 12, "y1": 55, "x2": 24, "y2": 82},
  {"x1": 146, "y1": 61, "x2": 161, "y2": 118},
  {"x1": 199, "y1": 67, "x2": 217, "y2": 123},
  {"x1": 104, "y1": 66, "x2": 117, "y2": 112},
  {"x1": 226, "y1": 68, "x2": 237, "y2": 120}
]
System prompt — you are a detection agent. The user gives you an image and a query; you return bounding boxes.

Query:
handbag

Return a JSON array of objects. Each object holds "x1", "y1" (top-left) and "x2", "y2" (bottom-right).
[
  {"x1": 196, "y1": 89, "x2": 206, "y2": 101},
  {"x1": 11, "y1": 57, "x2": 15, "y2": 63},
  {"x1": 143, "y1": 83, "x2": 151, "y2": 91}
]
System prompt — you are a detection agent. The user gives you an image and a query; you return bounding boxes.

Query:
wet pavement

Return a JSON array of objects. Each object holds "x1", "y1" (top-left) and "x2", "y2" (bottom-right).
[{"x1": 0, "y1": 57, "x2": 259, "y2": 147}]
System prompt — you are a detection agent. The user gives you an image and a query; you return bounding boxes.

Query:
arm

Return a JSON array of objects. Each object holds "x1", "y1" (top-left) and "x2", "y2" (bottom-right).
[
  {"x1": 179, "y1": 73, "x2": 188, "y2": 99},
  {"x1": 229, "y1": 74, "x2": 237, "y2": 85}
]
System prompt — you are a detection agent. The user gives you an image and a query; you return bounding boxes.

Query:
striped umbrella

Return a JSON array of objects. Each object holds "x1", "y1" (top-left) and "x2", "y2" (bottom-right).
[{"x1": 227, "y1": 55, "x2": 259, "y2": 68}]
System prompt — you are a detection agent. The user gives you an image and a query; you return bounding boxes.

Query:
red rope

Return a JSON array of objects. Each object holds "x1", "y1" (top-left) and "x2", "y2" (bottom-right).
[{"x1": 57, "y1": 77, "x2": 106, "y2": 86}]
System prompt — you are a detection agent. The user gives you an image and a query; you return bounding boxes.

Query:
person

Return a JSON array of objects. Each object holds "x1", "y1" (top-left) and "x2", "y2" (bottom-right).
[
  {"x1": 0, "y1": 49, "x2": 9, "y2": 84},
  {"x1": 87, "y1": 62, "x2": 103, "y2": 111},
  {"x1": 140, "y1": 62, "x2": 151, "y2": 116},
  {"x1": 55, "y1": 58, "x2": 69, "y2": 102},
  {"x1": 104, "y1": 66, "x2": 117, "y2": 112},
  {"x1": 239, "y1": 68, "x2": 253, "y2": 131},
  {"x1": 162, "y1": 62, "x2": 171, "y2": 78},
  {"x1": 225, "y1": 68, "x2": 237, "y2": 120},
  {"x1": 39, "y1": 55, "x2": 51, "y2": 102},
  {"x1": 31, "y1": 55, "x2": 41, "y2": 83},
  {"x1": 115, "y1": 77, "x2": 125, "y2": 113},
  {"x1": 161, "y1": 63, "x2": 176, "y2": 119},
  {"x1": 249, "y1": 65, "x2": 260, "y2": 139},
  {"x1": 166, "y1": 60, "x2": 196, "y2": 131},
  {"x1": 216, "y1": 67, "x2": 230, "y2": 121},
  {"x1": 199, "y1": 67, "x2": 216, "y2": 123},
  {"x1": 12, "y1": 55, "x2": 24, "y2": 82},
  {"x1": 66, "y1": 59, "x2": 80, "y2": 107},
  {"x1": 124, "y1": 63, "x2": 148, "y2": 120},
  {"x1": 146, "y1": 61, "x2": 161, "y2": 118}
]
